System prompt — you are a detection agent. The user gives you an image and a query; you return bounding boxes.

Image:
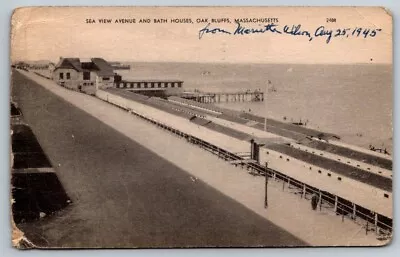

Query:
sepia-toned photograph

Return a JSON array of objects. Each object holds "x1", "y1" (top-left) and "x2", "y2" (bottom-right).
[{"x1": 10, "y1": 6, "x2": 392, "y2": 248}]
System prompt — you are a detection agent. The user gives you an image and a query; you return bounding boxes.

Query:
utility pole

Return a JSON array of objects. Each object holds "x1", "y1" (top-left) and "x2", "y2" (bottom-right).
[
  {"x1": 264, "y1": 162, "x2": 269, "y2": 208},
  {"x1": 264, "y1": 80, "x2": 269, "y2": 131}
]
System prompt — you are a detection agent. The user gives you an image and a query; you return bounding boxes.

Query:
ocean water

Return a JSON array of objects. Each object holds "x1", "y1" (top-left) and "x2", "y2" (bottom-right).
[{"x1": 115, "y1": 62, "x2": 393, "y2": 152}]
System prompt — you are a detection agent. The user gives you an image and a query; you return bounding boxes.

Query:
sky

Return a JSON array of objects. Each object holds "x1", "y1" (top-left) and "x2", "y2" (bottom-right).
[{"x1": 10, "y1": 6, "x2": 392, "y2": 64}]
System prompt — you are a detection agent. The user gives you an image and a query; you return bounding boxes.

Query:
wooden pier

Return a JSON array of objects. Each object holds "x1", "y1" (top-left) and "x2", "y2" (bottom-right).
[{"x1": 179, "y1": 90, "x2": 264, "y2": 104}]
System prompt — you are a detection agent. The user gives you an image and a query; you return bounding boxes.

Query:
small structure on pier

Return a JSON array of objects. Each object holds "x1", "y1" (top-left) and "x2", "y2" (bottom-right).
[
  {"x1": 179, "y1": 90, "x2": 264, "y2": 103},
  {"x1": 115, "y1": 79, "x2": 184, "y2": 97},
  {"x1": 115, "y1": 79, "x2": 183, "y2": 90}
]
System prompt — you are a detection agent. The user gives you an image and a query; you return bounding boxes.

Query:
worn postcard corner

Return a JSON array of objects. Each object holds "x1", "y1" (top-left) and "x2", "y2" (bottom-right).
[
  {"x1": 11, "y1": 219, "x2": 34, "y2": 249},
  {"x1": 10, "y1": 6, "x2": 392, "y2": 248}
]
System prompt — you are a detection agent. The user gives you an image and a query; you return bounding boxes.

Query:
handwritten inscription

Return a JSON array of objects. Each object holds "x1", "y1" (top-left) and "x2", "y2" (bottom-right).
[
  {"x1": 198, "y1": 22, "x2": 382, "y2": 43},
  {"x1": 198, "y1": 23, "x2": 231, "y2": 39},
  {"x1": 283, "y1": 25, "x2": 312, "y2": 41},
  {"x1": 234, "y1": 23, "x2": 281, "y2": 35}
]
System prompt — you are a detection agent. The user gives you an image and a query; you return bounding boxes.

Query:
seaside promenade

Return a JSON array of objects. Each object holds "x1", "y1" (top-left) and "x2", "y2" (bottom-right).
[
  {"x1": 12, "y1": 70, "x2": 385, "y2": 246},
  {"x1": 12, "y1": 70, "x2": 305, "y2": 247}
]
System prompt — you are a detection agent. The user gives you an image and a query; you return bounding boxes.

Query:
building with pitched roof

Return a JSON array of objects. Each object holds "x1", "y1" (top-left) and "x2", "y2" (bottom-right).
[{"x1": 52, "y1": 57, "x2": 115, "y2": 94}]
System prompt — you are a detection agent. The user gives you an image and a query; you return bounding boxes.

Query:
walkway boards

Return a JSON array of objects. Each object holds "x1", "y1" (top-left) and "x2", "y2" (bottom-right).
[{"x1": 266, "y1": 144, "x2": 392, "y2": 192}]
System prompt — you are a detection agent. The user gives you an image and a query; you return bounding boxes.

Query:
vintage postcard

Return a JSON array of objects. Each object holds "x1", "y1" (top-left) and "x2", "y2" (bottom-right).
[{"x1": 10, "y1": 6, "x2": 392, "y2": 248}]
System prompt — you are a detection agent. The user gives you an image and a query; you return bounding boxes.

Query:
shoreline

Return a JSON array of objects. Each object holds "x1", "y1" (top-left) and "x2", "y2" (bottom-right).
[{"x1": 214, "y1": 101, "x2": 393, "y2": 154}]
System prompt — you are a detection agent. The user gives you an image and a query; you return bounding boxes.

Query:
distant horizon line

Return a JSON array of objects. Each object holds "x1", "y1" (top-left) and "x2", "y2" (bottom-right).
[{"x1": 12, "y1": 58, "x2": 392, "y2": 66}]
